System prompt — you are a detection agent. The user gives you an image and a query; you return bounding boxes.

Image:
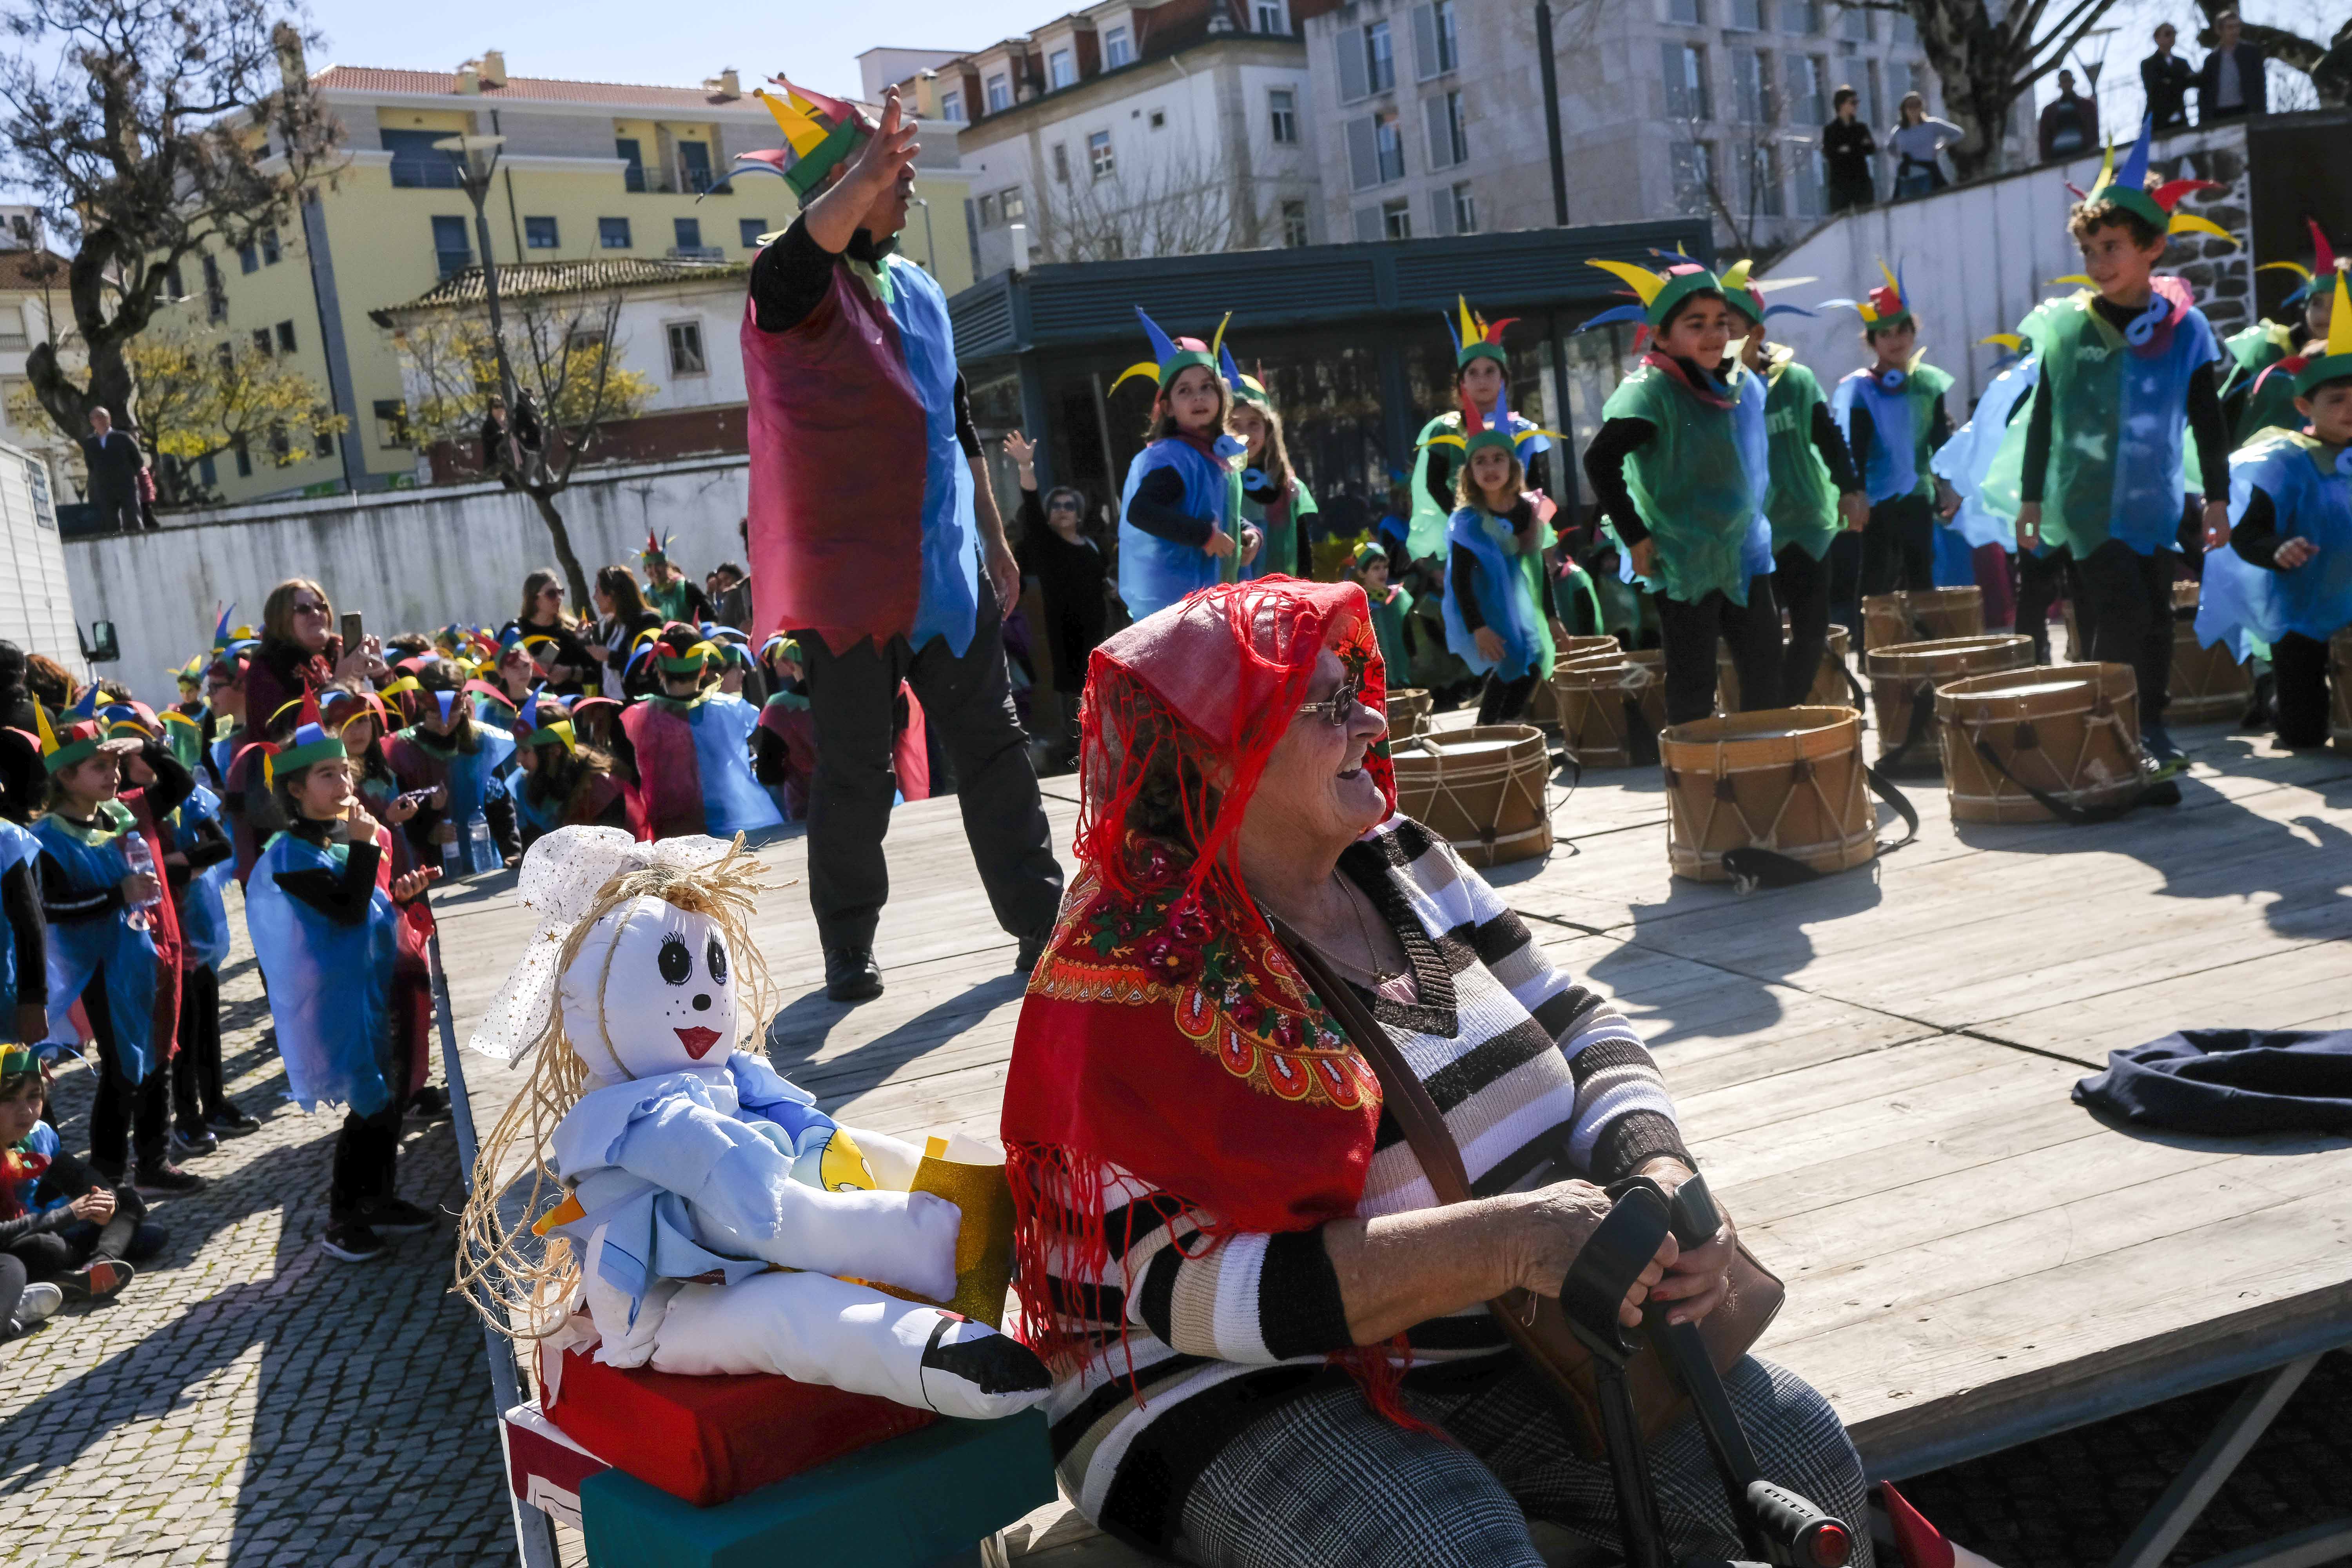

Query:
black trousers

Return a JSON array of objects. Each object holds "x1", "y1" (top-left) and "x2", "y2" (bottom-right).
[
  {"x1": 7, "y1": 1186, "x2": 151, "y2": 1278},
  {"x1": 328, "y1": 1016, "x2": 413, "y2": 1221},
  {"x1": 2073, "y1": 541, "x2": 2176, "y2": 721},
  {"x1": 2272, "y1": 632, "x2": 2332, "y2": 749},
  {"x1": 1860, "y1": 494, "x2": 1937, "y2": 601},
  {"x1": 172, "y1": 963, "x2": 229, "y2": 1133},
  {"x1": 795, "y1": 577, "x2": 1065, "y2": 956},
  {"x1": 1477, "y1": 671, "x2": 1539, "y2": 725},
  {"x1": 1826, "y1": 530, "x2": 1864, "y2": 647},
  {"x1": 2016, "y1": 549, "x2": 2074, "y2": 664},
  {"x1": 1657, "y1": 576, "x2": 1783, "y2": 727},
  {"x1": 1774, "y1": 543, "x2": 1833, "y2": 708},
  {"x1": 84, "y1": 974, "x2": 169, "y2": 1171}
]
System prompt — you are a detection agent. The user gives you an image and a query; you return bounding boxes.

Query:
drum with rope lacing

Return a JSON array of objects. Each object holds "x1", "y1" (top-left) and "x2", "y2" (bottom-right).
[
  {"x1": 1934, "y1": 662, "x2": 2146, "y2": 823},
  {"x1": 1660, "y1": 708, "x2": 1878, "y2": 884},
  {"x1": 1866, "y1": 633, "x2": 2034, "y2": 769},
  {"x1": 1391, "y1": 724, "x2": 1554, "y2": 867},
  {"x1": 1862, "y1": 586, "x2": 1983, "y2": 652}
]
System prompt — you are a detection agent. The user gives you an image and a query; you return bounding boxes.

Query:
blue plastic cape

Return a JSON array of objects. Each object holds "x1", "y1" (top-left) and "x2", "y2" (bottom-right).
[
  {"x1": 686, "y1": 693, "x2": 784, "y2": 837},
  {"x1": 1831, "y1": 370, "x2": 1920, "y2": 504},
  {"x1": 888, "y1": 255, "x2": 983, "y2": 658},
  {"x1": 1407, "y1": 411, "x2": 1552, "y2": 561},
  {"x1": 1119, "y1": 438, "x2": 1234, "y2": 621},
  {"x1": 1735, "y1": 369, "x2": 1774, "y2": 579},
  {"x1": 172, "y1": 786, "x2": 235, "y2": 972},
  {"x1": 1931, "y1": 356, "x2": 2040, "y2": 553},
  {"x1": 31, "y1": 806, "x2": 162, "y2": 1083},
  {"x1": 2196, "y1": 434, "x2": 2352, "y2": 661},
  {"x1": 1441, "y1": 508, "x2": 1544, "y2": 679},
  {"x1": 0, "y1": 819, "x2": 36, "y2": 1022},
  {"x1": 243, "y1": 830, "x2": 398, "y2": 1114},
  {"x1": 388, "y1": 725, "x2": 518, "y2": 875}
]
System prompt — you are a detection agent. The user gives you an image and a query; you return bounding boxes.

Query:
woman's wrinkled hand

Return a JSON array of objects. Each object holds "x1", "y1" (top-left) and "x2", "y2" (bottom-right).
[
  {"x1": 1504, "y1": 1180, "x2": 1676, "y2": 1329},
  {"x1": 1634, "y1": 1156, "x2": 1736, "y2": 1326}
]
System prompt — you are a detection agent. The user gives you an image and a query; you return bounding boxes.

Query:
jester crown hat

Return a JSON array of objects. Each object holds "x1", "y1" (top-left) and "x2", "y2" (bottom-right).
[
  {"x1": 1446, "y1": 296, "x2": 1518, "y2": 370},
  {"x1": 1582, "y1": 258, "x2": 1725, "y2": 333},
  {"x1": 1714, "y1": 258, "x2": 1816, "y2": 326},
  {"x1": 1820, "y1": 259, "x2": 1917, "y2": 329},
  {"x1": 2256, "y1": 219, "x2": 2345, "y2": 309},
  {"x1": 514, "y1": 687, "x2": 577, "y2": 753},
  {"x1": 746, "y1": 77, "x2": 876, "y2": 200},
  {"x1": 1420, "y1": 377, "x2": 1562, "y2": 462},
  {"x1": 2273, "y1": 266, "x2": 2352, "y2": 398},
  {"x1": 1111, "y1": 307, "x2": 1232, "y2": 396},
  {"x1": 265, "y1": 691, "x2": 347, "y2": 788},
  {"x1": 35, "y1": 687, "x2": 106, "y2": 775},
  {"x1": 2080, "y1": 116, "x2": 2234, "y2": 245}
]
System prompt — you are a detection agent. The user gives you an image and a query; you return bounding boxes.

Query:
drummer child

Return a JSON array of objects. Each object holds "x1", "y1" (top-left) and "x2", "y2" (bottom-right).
[
  {"x1": 1433, "y1": 388, "x2": 1563, "y2": 723},
  {"x1": 1824, "y1": 263, "x2": 1956, "y2": 626}
]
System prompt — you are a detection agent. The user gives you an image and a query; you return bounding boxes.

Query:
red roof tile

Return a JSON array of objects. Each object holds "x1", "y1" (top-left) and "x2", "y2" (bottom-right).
[
  {"x1": 0, "y1": 248, "x2": 67, "y2": 292},
  {"x1": 314, "y1": 65, "x2": 751, "y2": 111}
]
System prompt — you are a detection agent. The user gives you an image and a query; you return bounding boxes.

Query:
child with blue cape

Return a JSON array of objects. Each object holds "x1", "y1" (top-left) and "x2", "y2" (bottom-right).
[
  {"x1": 245, "y1": 705, "x2": 441, "y2": 1261},
  {"x1": 381, "y1": 659, "x2": 522, "y2": 875},
  {"x1": 1224, "y1": 350, "x2": 1319, "y2": 580},
  {"x1": 1409, "y1": 298, "x2": 1557, "y2": 562},
  {"x1": 2005, "y1": 120, "x2": 2238, "y2": 774},
  {"x1": 2197, "y1": 268, "x2": 2352, "y2": 750},
  {"x1": 618, "y1": 625, "x2": 783, "y2": 842},
  {"x1": 27, "y1": 703, "x2": 201, "y2": 1192},
  {"x1": 1581, "y1": 259, "x2": 1782, "y2": 725},
  {"x1": 1821, "y1": 263, "x2": 1956, "y2": 630},
  {"x1": 2221, "y1": 221, "x2": 2339, "y2": 446},
  {"x1": 1114, "y1": 308, "x2": 1257, "y2": 620},
  {"x1": 1432, "y1": 386, "x2": 1565, "y2": 723},
  {"x1": 509, "y1": 691, "x2": 628, "y2": 847},
  {"x1": 1930, "y1": 345, "x2": 2060, "y2": 657}
]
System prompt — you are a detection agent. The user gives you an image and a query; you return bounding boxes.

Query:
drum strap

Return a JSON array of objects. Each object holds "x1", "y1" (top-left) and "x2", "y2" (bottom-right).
[
  {"x1": 1720, "y1": 766, "x2": 1920, "y2": 892},
  {"x1": 1877, "y1": 682, "x2": 1940, "y2": 770},
  {"x1": 1968, "y1": 739, "x2": 2162, "y2": 825},
  {"x1": 1622, "y1": 695, "x2": 1661, "y2": 767}
]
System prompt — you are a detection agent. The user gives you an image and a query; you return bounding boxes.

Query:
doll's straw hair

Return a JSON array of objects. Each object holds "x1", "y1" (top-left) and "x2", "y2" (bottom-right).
[{"x1": 453, "y1": 836, "x2": 774, "y2": 1339}]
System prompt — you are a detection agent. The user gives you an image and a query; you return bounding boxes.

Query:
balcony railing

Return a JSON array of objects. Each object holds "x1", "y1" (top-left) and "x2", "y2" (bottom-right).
[
  {"x1": 623, "y1": 165, "x2": 728, "y2": 195},
  {"x1": 666, "y1": 245, "x2": 725, "y2": 262},
  {"x1": 390, "y1": 158, "x2": 466, "y2": 190}
]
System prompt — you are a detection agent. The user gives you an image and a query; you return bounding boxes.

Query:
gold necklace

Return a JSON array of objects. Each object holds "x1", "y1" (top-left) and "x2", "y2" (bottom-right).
[{"x1": 1334, "y1": 871, "x2": 1404, "y2": 986}]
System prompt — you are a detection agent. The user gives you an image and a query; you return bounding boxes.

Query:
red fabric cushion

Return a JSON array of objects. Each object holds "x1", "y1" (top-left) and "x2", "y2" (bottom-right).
[{"x1": 543, "y1": 1348, "x2": 938, "y2": 1508}]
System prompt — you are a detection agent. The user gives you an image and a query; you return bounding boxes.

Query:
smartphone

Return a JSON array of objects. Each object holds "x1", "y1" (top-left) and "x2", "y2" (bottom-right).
[{"x1": 341, "y1": 611, "x2": 364, "y2": 649}]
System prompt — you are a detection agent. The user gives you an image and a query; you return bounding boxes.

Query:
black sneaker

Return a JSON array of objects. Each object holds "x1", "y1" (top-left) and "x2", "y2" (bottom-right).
[
  {"x1": 170, "y1": 1127, "x2": 218, "y2": 1159},
  {"x1": 823, "y1": 947, "x2": 883, "y2": 1003},
  {"x1": 321, "y1": 1220, "x2": 385, "y2": 1262},
  {"x1": 2143, "y1": 721, "x2": 2187, "y2": 776},
  {"x1": 132, "y1": 1161, "x2": 204, "y2": 1194},
  {"x1": 356, "y1": 1197, "x2": 437, "y2": 1236},
  {"x1": 205, "y1": 1107, "x2": 261, "y2": 1139},
  {"x1": 407, "y1": 1085, "x2": 449, "y2": 1119},
  {"x1": 58, "y1": 1258, "x2": 134, "y2": 1302}
]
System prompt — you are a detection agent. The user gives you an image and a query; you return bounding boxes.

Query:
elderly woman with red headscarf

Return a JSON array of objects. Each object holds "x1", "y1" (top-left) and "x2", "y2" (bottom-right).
[{"x1": 1002, "y1": 580, "x2": 1868, "y2": 1566}]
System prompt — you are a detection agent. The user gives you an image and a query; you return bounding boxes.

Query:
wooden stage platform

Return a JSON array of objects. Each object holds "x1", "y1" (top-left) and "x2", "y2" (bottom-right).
[{"x1": 434, "y1": 717, "x2": 2352, "y2": 1565}]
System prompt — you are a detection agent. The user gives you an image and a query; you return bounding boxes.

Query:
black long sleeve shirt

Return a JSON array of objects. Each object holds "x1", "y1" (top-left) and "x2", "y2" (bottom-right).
[
  {"x1": 1126, "y1": 464, "x2": 1214, "y2": 547},
  {"x1": 1809, "y1": 400, "x2": 1866, "y2": 494},
  {"x1": 273, "y1": 818, "x2": 381, "y2": 926},
  {"x1": 34, "y1": 740, "x2": 193, "y2": 924},
  {"x1": 1448, "y1": 499, "x2": 1537, "y2": 633},
  {"x1": 2226, "y1": 489, "x2": 2286, "y2": 568},
  {"x1": 2019, "y1": 297, "x2": 2231, "y2": 504},
  {"x1": 2, "y1": 858, "x2": 44, "y2": 1004}
]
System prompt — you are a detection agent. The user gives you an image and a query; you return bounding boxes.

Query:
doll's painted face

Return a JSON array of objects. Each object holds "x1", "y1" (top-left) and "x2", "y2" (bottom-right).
[{"x1": 559, "y1": 895, "x2": 739, "y2": 1082}]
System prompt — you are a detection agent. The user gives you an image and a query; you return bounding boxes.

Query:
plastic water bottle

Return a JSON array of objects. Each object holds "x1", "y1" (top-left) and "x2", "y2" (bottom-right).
[
  {"x1": 440, "y1": 819, "x2": 460, "y2": 875},
  {"x1": 466, "y1": 809, "x2": 493, "y2": 872},
  {"x1": 120, "y1": 830, "x2": 161, "y2": 932}
]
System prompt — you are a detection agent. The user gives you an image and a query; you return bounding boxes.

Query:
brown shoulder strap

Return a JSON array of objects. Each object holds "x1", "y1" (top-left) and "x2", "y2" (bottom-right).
[{"x1": 1269, "y1": 915, "x2": 1475, "y2": 1207}]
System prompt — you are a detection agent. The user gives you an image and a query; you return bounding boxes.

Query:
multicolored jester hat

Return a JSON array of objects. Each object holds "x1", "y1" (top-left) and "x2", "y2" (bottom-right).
[
  {"x1": 1109, "y1": 307, "x2": 1232, "y2": 397},
  {"x1": 1418, "y1": 379, "x2": 1563, "y2": 461},
  {"x1": 2255, "y1": 219, "x2": 2344, "y2": 312},
  {"x1": 2269, "y1": 265, "x2": 2352, "y2": 399},
  {"x1": 732, "y1": 78, "x2": 875, "y2": 198},
  {"x1": 2075, "y1": 116, "x2": 2234, "y2": 247}
]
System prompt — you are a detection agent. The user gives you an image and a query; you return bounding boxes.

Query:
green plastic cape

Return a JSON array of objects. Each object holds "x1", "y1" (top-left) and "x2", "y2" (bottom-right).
[{"x1": 1599, "y1": 360, "x2": 1763, "y2": 606}]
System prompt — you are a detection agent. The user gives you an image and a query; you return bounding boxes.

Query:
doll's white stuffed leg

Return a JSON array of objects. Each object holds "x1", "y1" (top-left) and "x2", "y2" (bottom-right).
[{"x1": 646, "y1": 1271, "x2": 1051, "y2": 1419}]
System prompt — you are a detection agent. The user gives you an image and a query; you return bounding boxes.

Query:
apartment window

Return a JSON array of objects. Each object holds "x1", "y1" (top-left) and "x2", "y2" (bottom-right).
[
  {"x1": 1088, "y1": 129, "x2": 1115, "y2": 178},
  {"x1": 1729, "y1": 0, "x2": 1762, "y2": 28},
  {"x1": 1149, "y1": 109, "x2": 1166, "y2": 129},
  {"x1": 1048, "y1": 49, "x2": 1075, "y2": 89},
  {"x1": 151, "y1": 264, "x2": 184, "y2": 303},
  {"x1": 599, "y1": 216, "x2": 632, "y2": 249},
  {"x1": 1746, "y1": 141, "x2": 1785, "y2": 215},
  {"x1": 373, "y1": 399, "x2": 412, "y2": 449},
  {"x1": 1052, "y1": 142, "x2": 1071, "y2": 181},
  {"x1": 1781, "y1": 0, "x2": 1821, "y2": 33},
  {"x1": 381, "y1": 127, "x2": 464, "y2": 188},
  {"x1": 0, "y1": 305, "x2": 24, "y2": 350},
  {"x1": 524, "y1": 216, "x2": 559, "y2": 249},
  {"x1": 673, "y1": 216, "x2": 704, "y2": 251},
  {"x1": 261, "y1": 229, "x2": 280, "y2": 265},
  {"x1": 238, "y1": 240, "x2": 259, "y2": 274},
  {"x1": 1733, "y1": 49, "x2": 1775, "y2": 123},
  {"x1": 252, "y1": 326, "x2": 271, "y2": 357},
  {"x1": 617, "y1": 137, "x2": 648, "y2": 191},
  {"x1": 432, "y1": 214, "x2": 471, "y2": 277},
  {"x1": 1662, "y1": 42, "x2": 1710, "y2": 120},
  {"x1": 1104, "y1": 25, "x2": 1132, "y2": 67},
  {"x1": 1426, "y1": 89, "x2": 1468, "y2": 168},
  {"x1": 1269, "y1": 87, "x2": 1298, "y2": 143},
  {"x1": 1413, "y1": 0, "x2": 1460, "y2": 78},
  {"x1": 1381, "y1": 197, "x2": 1412, "y2": 240},
  {"x1": 1281, "y1": 200, "x2": 1310, "y2": 247},
  {"x1": 1452, "y1": 180, "x2": 1478, "y2": 234},
  {"x1": 978, "y1": 192, "x2": 998, "y2": 227},
  {"x1": 1671, "y1": 142, "x2": 1715, "y2": 215},
  {"x1": 1794, "y1": 146, "x2": 1828, "y2": 216},
  {"x1": 195, "y1": 454, "x2": 215, "y2": 488},
  {"x1": 201, "y1": 254, "x2": 226, "y2": 323},
  {"x1": 1668, "y1": 0, "x2": 1703, "y2": 23},
  {"x1": 740, "y1": 218, "x2": 768, "y2": 247},
  {"x1": 1840, "y1": 3, "x2": 1872, "y2": 42},
  {"x1": 1254, "y1": 0, "x2": 1288, "y2": 31},
  {"x1": 997, "y1": 187, "x2": 1024, "y2": 223},
  {"x1": 666, "y1": 320, "x2": 707, "y2": 376},
  {"x1": 678, "y1": 142, "x2": 714, "y2": 194},
  {"x1": 940, "y1": 89, "x2": 965, "y2": 123},
  {"x1": 986, "y1": 73, "x2": 1011, "y2": 113},
  {"x1": 1367, "y1": 20, "x2": 1396, "y2": 91},
  {"x1": 1788, "y1": 54, "x2": 1826, "y2": 124},
  {"x1": 267, "y1": 422, "x2": 290, "y2": 461},
  {"x1": 275, "y1": 320, "x2": 297, "y2": 354},
  {"x1": 312, "y1": 412, "x2": 334, "y2": 458},
  {"x1": 1374, "y1": 109, "x2": 1406, "y2": 181}
]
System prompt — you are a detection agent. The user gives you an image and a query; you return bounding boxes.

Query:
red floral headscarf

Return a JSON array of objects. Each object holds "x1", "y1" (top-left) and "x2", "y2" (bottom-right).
[{"x1": 1002, "y1": 579, "x2": 1397, "y2": 1375}]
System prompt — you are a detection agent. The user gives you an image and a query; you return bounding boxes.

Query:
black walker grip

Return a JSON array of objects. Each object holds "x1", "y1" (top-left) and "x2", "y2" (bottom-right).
[{"x1": 1559, "y1": 1179, "x2": 1675, "y2": 1363}]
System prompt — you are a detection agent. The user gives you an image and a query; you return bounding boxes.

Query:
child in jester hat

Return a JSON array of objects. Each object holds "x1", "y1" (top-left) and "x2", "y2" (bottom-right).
[
  {"x1": 1724, "y1": 261, "x2": 1870, "y2": 706},
  {"x1": 1225, "y1": 347, "x2": 1320, "y2": 581},
  {"x1": 1350, "y1": 542, "x2": 1417, "y2": 686},
  {"x1": 509, "y1": 691, "x2": 629, "y2": 846},
  {"x1": 1114, "y1": 308, "x2": 1258, "y2": 621},
  {"x1": 2223, "y1": 220, "x2": 2339, "y2": 446},
  {"x1": 1582, "y1": 259, "x2": 1782, "y2": 726},
  {"x1": 1409, "y1": 298, "x2": 1556, "y2": 562},
  {"x1": 1434, "y1": 388, "x2": 1564, "y2": 723},
  {"x1": 2009, "y1": 118, "x2": 2237, "y2": 773},
  {"x1": 619, "y1": 625, "x2": 784, "y2": 842},
  {"x1": 245, "y1": 706, "x2": 441, "y2": 1261},
  {"x1": 380, "y1": 659, "x2": 522, "y2": 874},
  {"x1": 2197, "y1": 267, "x2": 2352, "y2": 750},
  {"x1": 1822, "y1": 262, "x2": 1956, "y2": 629}
]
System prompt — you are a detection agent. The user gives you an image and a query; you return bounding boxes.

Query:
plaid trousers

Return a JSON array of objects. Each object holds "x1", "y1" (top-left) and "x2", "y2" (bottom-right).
[{"x1": 1175, "y1": 1356, "x2": 1873, "y2": 1568}]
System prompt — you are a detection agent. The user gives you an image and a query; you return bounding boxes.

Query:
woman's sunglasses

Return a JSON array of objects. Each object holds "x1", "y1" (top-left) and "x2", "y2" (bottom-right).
[{"x1": 1298, "y1": 672, "x2": 1365, "y2": 728}]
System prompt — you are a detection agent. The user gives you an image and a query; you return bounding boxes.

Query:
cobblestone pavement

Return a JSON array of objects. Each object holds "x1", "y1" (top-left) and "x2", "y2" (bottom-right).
[{"x1": 0, "y1": 906, "x2": 513, "y2": 1568}]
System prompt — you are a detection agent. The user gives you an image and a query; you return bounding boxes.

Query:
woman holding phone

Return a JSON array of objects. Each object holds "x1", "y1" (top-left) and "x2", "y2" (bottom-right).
[{"x1": 245, "y1": 579, "x2": 387, "y2": 741}]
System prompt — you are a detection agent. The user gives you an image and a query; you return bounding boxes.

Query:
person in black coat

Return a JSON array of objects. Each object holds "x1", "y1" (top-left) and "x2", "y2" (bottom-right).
[
  {"x1": 78, "y1": 409, "x2": 149, "y2": 534},
  {"x1": 2141, "y1": 24, "x2": 2196, "y2": 131},
  {"x1": 2196, "y1": 12, "x2": 2267, "y2": 122},
  {"x1": 1004, "y1": 432, "x2": 1107, "y2": 768}
]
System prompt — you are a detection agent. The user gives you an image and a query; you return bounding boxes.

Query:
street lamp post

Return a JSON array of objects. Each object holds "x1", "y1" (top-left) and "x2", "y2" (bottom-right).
[{"x1": 434, "y1": 133, "x2": 517, "y2": 410}]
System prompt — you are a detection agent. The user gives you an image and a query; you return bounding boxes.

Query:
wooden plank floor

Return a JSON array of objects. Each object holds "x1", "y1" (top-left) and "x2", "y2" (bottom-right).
[{"x1": 437, "y1": 715, "x2": 2352, "y2": 1563}]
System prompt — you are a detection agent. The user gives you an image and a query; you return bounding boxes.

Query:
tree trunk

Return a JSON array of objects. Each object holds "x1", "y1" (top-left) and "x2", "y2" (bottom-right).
[{"x1": 526, "y1": 485, "x2": 595, "y2": 608}]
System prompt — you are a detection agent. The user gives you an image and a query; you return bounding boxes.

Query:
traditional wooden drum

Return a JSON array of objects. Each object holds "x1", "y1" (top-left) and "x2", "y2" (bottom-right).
[
  {"x1": 1659, "y1": 707, "x2": 1876, "y2": 883},
  {"x1": 1385, "y1": 687, "x2": 1433, "y2": 742},
  {"x1": 2332, "y1": 629, "x2": 2352, "y2": 753},
  {"x1": 1553, "y1": 653, "x2": 1658, "y2": 768},
  {"x1": 1862, "y1": 587, "x2": 1984, "y2": 651},
  {"x1": 1527, "y1": 635, "x2": 1619, "y2": 728},
  {"x1": 1866, "y1": 634, "x2": 2034, "y2": 766},
  {"x1": 2165, "y1": 580, "x2": 2253, "y2": 723},
  {"x1": 1934, "y1": 662, "x2": 2143, "y2": 823},
  {"x1": 1390, "y1": 724, "x2": 1553, "y2": 866}
]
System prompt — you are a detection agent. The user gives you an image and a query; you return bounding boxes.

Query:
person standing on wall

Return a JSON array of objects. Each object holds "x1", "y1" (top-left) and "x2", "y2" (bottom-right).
[
  {"x1": 739, "y1": 78, "x2": 1063, "y2": 1004},
  {"x1": 78, "y1": 410, "x2": 151, "y2": 535},
  {"x1": 2196, "y1": 11, "x2": 2267, "y2": 124},
  {"x1": 2037, "y1": 69, "x2": 2099, "y2": 162},
  {"x1": 2142, "y1": 24, "x2": 2196, "y2": 132},
  {"x1": 1822, "y1": 87, "x2": 1878, "y2": 214}
]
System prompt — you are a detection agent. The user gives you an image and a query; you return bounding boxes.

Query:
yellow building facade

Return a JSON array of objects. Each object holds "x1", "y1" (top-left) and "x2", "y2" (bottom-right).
[{"x1": 171, "y1": 58, "x2": 973, "y2": 504}]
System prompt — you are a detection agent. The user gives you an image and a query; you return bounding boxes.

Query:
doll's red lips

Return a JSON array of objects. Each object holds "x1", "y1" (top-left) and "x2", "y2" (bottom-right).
[{"x1": 674, "y1": 1026, "x2": 721, "y2": 1059}]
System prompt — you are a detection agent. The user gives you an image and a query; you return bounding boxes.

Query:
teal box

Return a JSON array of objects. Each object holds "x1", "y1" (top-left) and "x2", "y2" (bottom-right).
[{"x1": 580, "y1": 1409, "x2": 1056, "y2": 1568}]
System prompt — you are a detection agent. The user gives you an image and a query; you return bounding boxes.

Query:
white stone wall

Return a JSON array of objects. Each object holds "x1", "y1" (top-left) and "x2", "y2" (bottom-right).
[{"x1": 66, "y1": 453, "x2": 749, "y2": 708}]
